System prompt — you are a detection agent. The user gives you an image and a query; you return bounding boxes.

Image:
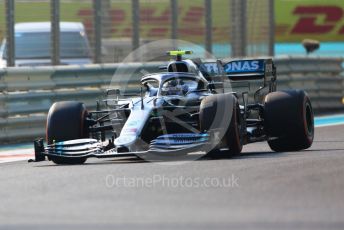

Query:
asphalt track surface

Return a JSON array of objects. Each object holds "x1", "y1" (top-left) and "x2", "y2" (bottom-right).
[{"x1": 0, "y1": 124, "x2": 344, "y2": 230}]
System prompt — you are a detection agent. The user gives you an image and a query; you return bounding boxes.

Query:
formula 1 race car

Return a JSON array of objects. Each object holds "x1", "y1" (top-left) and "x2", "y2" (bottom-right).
[{"x1": 34, "y1": 51, "x2": 314, "y2": 164}]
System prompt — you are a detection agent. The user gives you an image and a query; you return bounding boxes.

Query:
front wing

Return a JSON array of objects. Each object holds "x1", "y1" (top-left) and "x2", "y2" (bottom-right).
[{"x1": 33, "y1": 133, "x2": 211, "y2": 162}]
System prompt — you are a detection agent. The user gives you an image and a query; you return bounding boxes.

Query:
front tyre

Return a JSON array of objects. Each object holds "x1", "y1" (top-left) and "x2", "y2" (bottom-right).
[
  {"x1": 264, "y1": 90, "x2": 314, "y2": 152},
  {"x1": 46, "y1": 101, "x2": 89, "y2": 164},
  {"x1": 199, "y1": 93, "x2": 243, "y2": 158}
]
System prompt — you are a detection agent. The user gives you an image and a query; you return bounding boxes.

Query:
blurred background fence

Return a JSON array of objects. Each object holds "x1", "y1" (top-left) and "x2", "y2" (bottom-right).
[{"x1": 0, "y1": 0, "x2": 275, "y2": 65}]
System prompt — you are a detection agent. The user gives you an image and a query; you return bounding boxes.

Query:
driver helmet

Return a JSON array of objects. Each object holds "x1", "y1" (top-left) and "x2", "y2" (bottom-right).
[{"x1": 163, "y1": 79, "x2": 188, "y2": 95}]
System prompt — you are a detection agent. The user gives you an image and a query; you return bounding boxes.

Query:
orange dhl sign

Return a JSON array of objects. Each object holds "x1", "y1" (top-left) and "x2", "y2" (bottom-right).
[
  {"x1": 78, "y1": 5, "x2": 215, "y2": 41},
  {"x1": 75, "y1": 1, "x2": 344, "y2": 43},
  {"x1": 291, "y1": 6, "x2": 344, "y2": 34},
  {"x1": 276, "y1": 1, "x2": 344, "y2": 42},
  {"x1": 0, "y1": 1, "x2": 342, "y2": 43}
]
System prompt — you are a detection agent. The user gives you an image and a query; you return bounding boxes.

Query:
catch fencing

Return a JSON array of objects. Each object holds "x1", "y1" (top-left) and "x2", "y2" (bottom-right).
[
  {"x1": 0, "y1": 56, "x2": 342, "y2": 143},
  {"x1": 0, "y1": 0, "x2": 275, "y2": 65}
]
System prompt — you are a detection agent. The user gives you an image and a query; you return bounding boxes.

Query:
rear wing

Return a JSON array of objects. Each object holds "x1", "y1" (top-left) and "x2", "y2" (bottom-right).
[{"x1": 223, "y1": 59, "x2": 276, "y2": 82}]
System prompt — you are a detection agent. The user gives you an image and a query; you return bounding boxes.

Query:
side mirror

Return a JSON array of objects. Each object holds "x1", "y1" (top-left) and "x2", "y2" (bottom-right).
[
  {"x1": 106, "y1": 89, "x2": 120, "y2": 96},
  {"x1": 159, "y1": 65, "x2": 167, "y2": 70},
  {"x1": 208, "y1": 82, "x2": 224, "y2": 90}
]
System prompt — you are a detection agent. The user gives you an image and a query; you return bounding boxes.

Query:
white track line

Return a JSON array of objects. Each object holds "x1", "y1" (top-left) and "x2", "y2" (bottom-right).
[
  {"x1": 314, "y1": 114, "x2": 344, "y2": 128},
  {"x1": 0, "y1": 148, "x2": 34, "y2": 164}
]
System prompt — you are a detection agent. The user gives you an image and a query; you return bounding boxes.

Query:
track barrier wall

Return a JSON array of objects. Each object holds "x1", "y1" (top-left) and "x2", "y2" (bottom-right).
[{"x1": 0, "y1": 56, "x2": 342, "y2": 143}]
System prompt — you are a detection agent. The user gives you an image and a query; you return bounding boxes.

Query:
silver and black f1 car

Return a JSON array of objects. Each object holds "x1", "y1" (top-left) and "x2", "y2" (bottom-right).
[{"x1": 34, "y1": 51, "x2": 314, "y2": 164}]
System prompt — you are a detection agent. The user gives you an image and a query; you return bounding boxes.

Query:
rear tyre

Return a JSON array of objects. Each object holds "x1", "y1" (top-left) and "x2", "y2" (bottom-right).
[
  {"x1": 46, "y1": 101, "x2": 89, "y2": 164},
  {"x1": 200, "y1": 94, "x2": 243, "y2": 158},
  {"x1": 264, "y1": 90, "x2": 314, "y2": 152}
]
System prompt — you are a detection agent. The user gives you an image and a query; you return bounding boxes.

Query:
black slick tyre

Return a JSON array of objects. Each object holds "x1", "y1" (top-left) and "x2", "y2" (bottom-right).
[
  {"x1": 264, "y1": 90, "x2": 314, "y2": 152},
  {"x1": 46, "y1": 101, "x2": 89, "y2": 164},
  {"x1": 200, "y1": 93, "x2": 243, "y2": 158}
]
